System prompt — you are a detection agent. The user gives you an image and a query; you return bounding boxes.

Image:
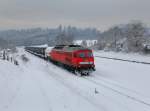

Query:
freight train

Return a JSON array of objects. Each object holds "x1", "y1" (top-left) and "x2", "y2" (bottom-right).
[{"x1": 25, "y1": 45, "x2": 95, "y2": 76}]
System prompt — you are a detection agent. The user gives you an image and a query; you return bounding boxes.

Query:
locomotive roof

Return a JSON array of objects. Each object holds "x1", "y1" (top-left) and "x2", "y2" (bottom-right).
[
  {"x1": 54, "y1": 45, "x2": 90, "y2": 52},
  {"x1": 64, "y1": 46, "x2": 89, "y2": 51}
]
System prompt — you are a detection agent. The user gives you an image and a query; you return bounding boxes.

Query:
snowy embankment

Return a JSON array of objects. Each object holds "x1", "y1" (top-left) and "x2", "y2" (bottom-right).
[
  {"x1": 0, "y1": 60, "x2": 22, "y2": 110},
  {"x1": 94, "y1": 50, "x2": 150, "y2": 103},
  {"x1": 93, "y1": 50, "x2": 150, "y2": 108},
  {"x1": 0, "y1": 48, "x2": 150, "y2": 111},
  {"x1": 94, "y1": 51, "x2": 150, "y2": 64}
]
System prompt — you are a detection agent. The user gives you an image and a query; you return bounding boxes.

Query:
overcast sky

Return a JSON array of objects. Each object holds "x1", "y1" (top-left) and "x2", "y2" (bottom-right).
[{"x1": 0, "y1": 0, "x2": 149, "y2": 31}]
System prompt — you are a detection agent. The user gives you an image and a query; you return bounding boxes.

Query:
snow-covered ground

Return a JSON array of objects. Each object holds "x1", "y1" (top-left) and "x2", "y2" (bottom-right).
[
  {"x1": 94, "y1": 50, "x2": 150, "y2": 63},
  {"x1": 0, "y1": 48, "x2": 150, "y2": 111}
]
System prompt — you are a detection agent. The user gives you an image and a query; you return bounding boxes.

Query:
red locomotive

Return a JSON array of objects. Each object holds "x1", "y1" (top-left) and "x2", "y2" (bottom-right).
[
  {"x1": 50, "y1": 45, "x2": 95, "y2": 75},
  {"x1": 25, "y1": 45, "x2": 95, "y2": 75}
]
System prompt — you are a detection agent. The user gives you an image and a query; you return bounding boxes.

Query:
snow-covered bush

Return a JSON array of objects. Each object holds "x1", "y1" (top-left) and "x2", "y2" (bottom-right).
[{"x1": 21, "y1": 54, "x2": 29, "y2": 62}]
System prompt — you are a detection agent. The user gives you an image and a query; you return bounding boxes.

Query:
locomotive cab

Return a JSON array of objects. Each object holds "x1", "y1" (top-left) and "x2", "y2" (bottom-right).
[{"x1": 73, "y1": 49, "x2": 95, "y2": 72}]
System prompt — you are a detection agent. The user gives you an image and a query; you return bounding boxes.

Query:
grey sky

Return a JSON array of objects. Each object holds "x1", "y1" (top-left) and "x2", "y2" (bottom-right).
[{"x1": 0, "y1": 0, "x2": 149, "y2": 30}]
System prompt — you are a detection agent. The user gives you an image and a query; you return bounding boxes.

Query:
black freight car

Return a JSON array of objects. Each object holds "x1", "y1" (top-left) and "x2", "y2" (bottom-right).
[{"x1": 25, "y1": 46, "x2": 47, "y2": 58}]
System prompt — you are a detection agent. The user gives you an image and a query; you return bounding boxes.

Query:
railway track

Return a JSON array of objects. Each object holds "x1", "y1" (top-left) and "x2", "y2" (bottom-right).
[
  {"x1": 83, "y1": 76, "x2": 150, "y2": 108},
  {"x1": 93, "y1": 75, "x2": 145, "y2": 96},
  {"x1": 47, "y1": 63, "x2": 150, "y2": 110},
  {"x1": 95, "y1": 55, "x2": 150, "y2": 65}
]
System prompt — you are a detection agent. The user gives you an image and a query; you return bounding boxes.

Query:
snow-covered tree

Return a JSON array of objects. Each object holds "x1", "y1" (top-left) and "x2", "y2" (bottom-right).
[
  {"x1": 0, "y1": 38, "x2": 8, "y2": 49},
  {"x1": 125, "y1": 21, "x2": 146, "y2": 52},
  {"x1": 97, "y1": 21, "x2": 147, "y2": 52},
  {"x1": 55, "y1": 32, "x2": 74, "y2": 45},
  {"x1": 81, "y1": 40, "x2": 87, "y2": 47}
]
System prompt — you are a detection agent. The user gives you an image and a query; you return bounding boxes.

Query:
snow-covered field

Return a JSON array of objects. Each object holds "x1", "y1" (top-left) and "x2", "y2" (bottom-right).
[
  {"x1": 94, "y1": 51, "x2": 150, "y2": 63},
  {"x1": 0, "y1": 48, "x2": 150, "y2": 111}
]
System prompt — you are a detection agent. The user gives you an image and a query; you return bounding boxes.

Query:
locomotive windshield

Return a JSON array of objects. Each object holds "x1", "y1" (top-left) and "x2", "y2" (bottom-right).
[
  {"x1": 78, "y1": 52, "x2": 93, "y2": 58},
  {"x1": 79, "y1": 53, "x2": 85, "y2": 58}
]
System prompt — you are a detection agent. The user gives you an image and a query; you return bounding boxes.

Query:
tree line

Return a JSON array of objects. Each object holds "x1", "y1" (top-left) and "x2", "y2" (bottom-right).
[
  {"x1": 1, "y1": 21, "x2": 150, "y2": 53},
  {"x1": 96, "y1": 21, "x2": 150, "y2": 53}
]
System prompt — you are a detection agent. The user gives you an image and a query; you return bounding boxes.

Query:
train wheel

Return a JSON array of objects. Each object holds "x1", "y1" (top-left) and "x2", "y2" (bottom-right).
[
  {"x1": 77, "y1": 73, "x2": 82, "y2": 77},
  {"x1": 74, "y1": 70, "x2": 82, "y2": 76},
  {"x1": 86, "y1": 72, "x2": 90, "y2": 76},
  {"x1": 81, "y1": 70, "x2": 90, "y2": 76}
]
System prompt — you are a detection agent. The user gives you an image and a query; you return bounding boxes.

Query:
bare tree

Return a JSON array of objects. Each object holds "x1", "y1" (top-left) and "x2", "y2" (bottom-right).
[
  {"x1": 97, "y1": 21, "x2": 147, "y2": 52},
  {"x1": 125, "y1": 21, "x2": 146, "y2": 52},
  {"x1": 55, "y1": 32, "x2": 74, "y2": 45},
  {"x1": 97, "y1": 26, "x2": 124, "y2": 51},
  {"x1": 81, "y1": 40, "x2": 87, "y2": 47},
  {"x1": 0, "y1": 38, "x2": 8, "y2": 49}
]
